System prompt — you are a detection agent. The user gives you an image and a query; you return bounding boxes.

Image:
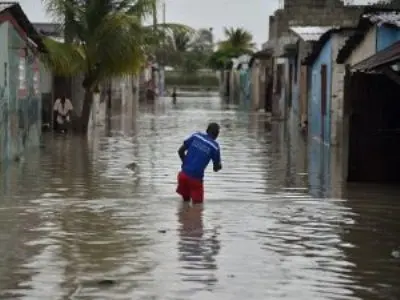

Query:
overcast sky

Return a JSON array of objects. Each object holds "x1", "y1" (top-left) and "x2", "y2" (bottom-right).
[{"x1": 15, "y1": 0, "x2": 373, "y2": 49}]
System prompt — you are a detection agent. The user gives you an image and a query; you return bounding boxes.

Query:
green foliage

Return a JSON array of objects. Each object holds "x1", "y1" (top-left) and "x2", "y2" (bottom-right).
[
  {"x1": 208, "y1": 27, "x2": 255, "y2": 70},
  {"x1": 41, "y1": 0, "x2": 192, "y2": 89},
  {"x1": 160, "y1": 28, "x2": 214, "y2": 73},
  {"x1": 218, "y1": 27, "x2": 255, "y2": 53}
]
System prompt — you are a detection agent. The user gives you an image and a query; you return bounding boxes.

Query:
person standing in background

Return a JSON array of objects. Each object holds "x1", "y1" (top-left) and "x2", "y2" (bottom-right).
[{"x1": 53, "y1": 95, "x2": 73, "y2": 133}]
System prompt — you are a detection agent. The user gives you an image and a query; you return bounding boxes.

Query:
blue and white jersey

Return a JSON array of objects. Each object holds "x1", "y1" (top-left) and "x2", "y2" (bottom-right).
[{"x1": 182, "y1": 132, "x2": 221, "y2": 180}]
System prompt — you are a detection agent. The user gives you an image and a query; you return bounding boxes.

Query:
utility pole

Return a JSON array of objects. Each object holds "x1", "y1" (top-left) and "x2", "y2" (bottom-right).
[{"x1": 152, "y1": 1, "x2": 157, "y2": 30}]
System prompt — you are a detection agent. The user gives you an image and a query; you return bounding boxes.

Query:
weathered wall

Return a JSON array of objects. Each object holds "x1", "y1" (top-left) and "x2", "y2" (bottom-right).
[
  {"x1": 285, "y1": 0, "x2": 344, "y2": 9},
  {"x1": 309, "y1": 38, "x2": 332, "y2": 145},
  {"x1": 346, "y1": 27, "x2": 376, "y2": 66},
  {"x1": 269, "y1": 6, "x2": 362, "y2": 40},
  {"x1": 5, "y1": 21, "x2": 41, "y2": 161},
  {"x1": 251, "y1": 61, "x2": 261, "y2": 111},
  {"x1": 273, "y1": 57, "x2": 290, "y2": 119},
  {"x1": 268, "y1": 3, "x2": 363, "y2": 120},
  {"x1": 291, "y1": 39, "x2": 313, "y2": 127},
  {"x1": 331, "y1": 32, "x2": 352, "y2": 147}
]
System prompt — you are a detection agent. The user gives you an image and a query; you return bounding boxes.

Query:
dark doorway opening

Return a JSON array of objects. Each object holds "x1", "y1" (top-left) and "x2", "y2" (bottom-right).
[{"x1": 345, "y1": 71, "x2": 400, "y2": 182}]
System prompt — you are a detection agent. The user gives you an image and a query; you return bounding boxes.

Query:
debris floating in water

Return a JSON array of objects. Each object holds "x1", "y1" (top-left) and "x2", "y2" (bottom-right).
[{"x1": 97, "y1": 279, "x2": 115, "y2": 285}]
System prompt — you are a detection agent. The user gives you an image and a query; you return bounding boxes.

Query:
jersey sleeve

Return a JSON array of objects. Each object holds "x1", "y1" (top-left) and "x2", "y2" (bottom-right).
[
  {"x1": 212, "y1": 146, "x2": 221, "y2": 165},
  {"x1": 183, "y1": 134, "x2": 194, "y2": 148}
]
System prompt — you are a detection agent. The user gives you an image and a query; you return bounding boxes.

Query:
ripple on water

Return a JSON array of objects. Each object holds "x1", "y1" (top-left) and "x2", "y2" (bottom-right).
[{"x1": 0, "y1": 97, "x2": 399, "y2": 299}]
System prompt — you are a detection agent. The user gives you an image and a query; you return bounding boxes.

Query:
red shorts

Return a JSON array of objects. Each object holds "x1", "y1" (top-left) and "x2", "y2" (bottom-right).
[{"x1": 176, "y1": 171, "x2": 204, "y2": 203}]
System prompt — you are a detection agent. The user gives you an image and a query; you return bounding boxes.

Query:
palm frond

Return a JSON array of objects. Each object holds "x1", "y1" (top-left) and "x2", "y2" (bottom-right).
[
  {"x1": 88, "y1": 13, "x2": 145, "y2": 81},
  {"x1": 40, "y1": 37, "x2": 86, "y2": 76}
]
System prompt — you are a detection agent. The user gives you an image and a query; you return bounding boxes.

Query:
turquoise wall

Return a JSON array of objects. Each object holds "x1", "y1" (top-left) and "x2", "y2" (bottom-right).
[
  {"x1": 309, "y1": 38, "x2": 332, "y2": 146},
  {"x1": 376, "y1": 25, "x2": 400, "y2": 51},
  {"x1": 0, "y1": 20, "x2": 41, "y2": 163}
]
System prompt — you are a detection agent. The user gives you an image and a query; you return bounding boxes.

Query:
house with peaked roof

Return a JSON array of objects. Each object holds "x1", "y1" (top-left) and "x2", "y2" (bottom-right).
[
  {"x1": 0, "y1": 2, "x2": 46, "y2": 163},
  {"x1": 287, "y1": 26, "x2": 332, "y2": 130},
  {"x1": 302, "y1": 27, "x2": 355, "y2": 147},
  {"x1": 334, "y1": 9, "x2": 400, "y2": 182}
]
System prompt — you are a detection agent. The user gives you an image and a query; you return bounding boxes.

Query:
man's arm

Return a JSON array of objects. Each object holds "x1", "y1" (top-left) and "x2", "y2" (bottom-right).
[
  {"x1": 212, "y1": 148, "x2": 222, "y2": 172},
  {"x1": 178, "y1": 144, "x2": 187, "y2": 163},
  {"x1": 178, "y1": 134, "x2": 194, "y2": 163}
]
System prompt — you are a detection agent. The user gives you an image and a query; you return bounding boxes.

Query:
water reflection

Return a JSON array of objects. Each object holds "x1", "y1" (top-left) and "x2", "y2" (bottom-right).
[
  {"x1": 177, "y1": 203, "x2": 220, "y2": 289},
  {"x1": 0, "y1": 97, "x2": 399, "y2": 299}
]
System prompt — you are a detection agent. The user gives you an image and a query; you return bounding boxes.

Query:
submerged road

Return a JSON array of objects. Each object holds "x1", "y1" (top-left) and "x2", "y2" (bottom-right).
[{"x1": 0, "y1": 97, "x2": 399, "y2": 299}]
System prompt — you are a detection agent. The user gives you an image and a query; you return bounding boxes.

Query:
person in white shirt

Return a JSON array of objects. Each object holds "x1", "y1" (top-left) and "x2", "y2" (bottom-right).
[{"x1": 53, "y1": 96, "x2": 73, "y2": 132}]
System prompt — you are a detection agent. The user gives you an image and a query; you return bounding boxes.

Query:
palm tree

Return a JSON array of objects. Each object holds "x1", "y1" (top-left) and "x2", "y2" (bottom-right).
[
  {"x1": 218, "y1": 27, "x2": 255, "y2": 53},
  {"x1": 41, "y1": 0, "x2": 191, "y2": 133},
  {"x1": 208, "y1": 27, "x2": 255, "y2": 70}
]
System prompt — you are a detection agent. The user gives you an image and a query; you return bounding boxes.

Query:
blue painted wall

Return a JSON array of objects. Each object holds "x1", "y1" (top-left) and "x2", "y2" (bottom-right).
[
  {"x1": 376, "y1": 25, "x2": 400, "y2": 51},
  {"x1": 308, "y1": 139, "x2": 331, "y2": 198},
  {"x1": 308, "y1": 38, "x2": 332, "y2": 145}
]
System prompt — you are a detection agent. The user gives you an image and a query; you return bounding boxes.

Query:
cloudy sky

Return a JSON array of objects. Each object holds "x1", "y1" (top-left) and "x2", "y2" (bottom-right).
[
  {"x1": 15, "y1": 0, "x2": 372, "y2": 49},
  {"x1": 16, "y1": 0, "x2": 280, "y2": 48}
]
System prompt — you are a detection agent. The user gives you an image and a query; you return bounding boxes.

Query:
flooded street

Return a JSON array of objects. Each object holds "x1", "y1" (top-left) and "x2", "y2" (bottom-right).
[{"x1": 0, "y1": 97, "x2": 399, "y2": 300}]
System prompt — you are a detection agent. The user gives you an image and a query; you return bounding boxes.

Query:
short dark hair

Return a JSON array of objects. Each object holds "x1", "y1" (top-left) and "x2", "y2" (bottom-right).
[{"x1": 206, "y1": 122, "x2": 220, "y2": 138}]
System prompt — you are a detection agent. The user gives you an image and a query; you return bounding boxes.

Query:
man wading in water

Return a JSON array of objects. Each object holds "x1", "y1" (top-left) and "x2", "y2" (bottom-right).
[
  {"x1": 176, "y1": 123, "x2": 222, "y2": 204},
  {"x1": 53, "y1": 95, "x2": 73, "y2": 133}
]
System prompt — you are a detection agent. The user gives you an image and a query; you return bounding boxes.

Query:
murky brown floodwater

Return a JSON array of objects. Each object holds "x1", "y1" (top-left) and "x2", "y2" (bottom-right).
[{"x1": 0, "y1": 96, "x2": 399, "y2": 300}]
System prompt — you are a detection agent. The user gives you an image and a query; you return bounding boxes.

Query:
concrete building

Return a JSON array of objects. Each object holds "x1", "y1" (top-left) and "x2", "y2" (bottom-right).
[
  {"x1": 287, "y1": 26, "x2": 332, "y2": 130},
  {"x1": 264, "y1": 0, "x2": 364, "y2": 121},
  {"x1": 0, "y1": 3, "x2": 45, "y2": 163},
  {"x1": 334, "y1": 9, "x2": 400, "y2": 182},
  {"x1": 303, "y1": 28, "x2": 355, "y2": 147},
  {"x1": 249, "y1": 48, "x2": 273, "y2": 112}
]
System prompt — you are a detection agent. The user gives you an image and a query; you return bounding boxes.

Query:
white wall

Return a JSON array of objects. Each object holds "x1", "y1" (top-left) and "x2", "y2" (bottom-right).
[
  {"x1": 39, "y1": 63, "x2": 52, "y2": 94},
  {"x1": 331, "y1": 32, "x2": 350, "y2": 146},
  {"x1": 346, "y1": 27, "x2": 376, "y2": 66}
]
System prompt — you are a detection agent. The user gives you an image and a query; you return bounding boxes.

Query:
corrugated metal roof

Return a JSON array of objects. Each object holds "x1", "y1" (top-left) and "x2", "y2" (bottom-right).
[
  {"x1": 303, "y1": 28, "x2": 355, "y2": 66},
  {"x1": 289, "y1": 26, "x2": 333, "y2": 41},
  {"x1": 364, "y1": 11, "x2": 400, "y2": 27},
  {"x1": 352, "y1": 40, "x2": 400, "y2": 72}
]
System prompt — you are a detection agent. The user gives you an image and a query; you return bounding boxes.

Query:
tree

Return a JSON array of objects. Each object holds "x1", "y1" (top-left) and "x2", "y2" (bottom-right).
[
  {"x1": 160, "y1": 28, "x2": 214, "y2": 73},
  {"x1": 41, "y1": 0, "x2": 191, "y2": 133},
  {"x1": 208, "y1": 27, "x2": 255, "y2": 70},
  {"x1": 218, "y1": 27, "x2": 255, "y2": 53}
]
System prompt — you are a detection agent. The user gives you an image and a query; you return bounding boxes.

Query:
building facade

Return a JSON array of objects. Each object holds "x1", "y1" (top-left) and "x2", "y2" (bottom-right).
[{"x1": 0, "y1": 4, "x2": 44, "y2": 163}]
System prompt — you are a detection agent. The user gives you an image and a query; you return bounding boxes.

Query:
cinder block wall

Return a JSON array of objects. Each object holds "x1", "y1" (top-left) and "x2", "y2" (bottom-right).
[{"x1": 269, "y1": 2, "x2": 364, "y2": 40}]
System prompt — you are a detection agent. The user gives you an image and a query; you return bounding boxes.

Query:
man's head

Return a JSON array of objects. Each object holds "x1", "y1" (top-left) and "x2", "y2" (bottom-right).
[{"x1": 206, "y1": 122, "x2": 220, "y2": 140}]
